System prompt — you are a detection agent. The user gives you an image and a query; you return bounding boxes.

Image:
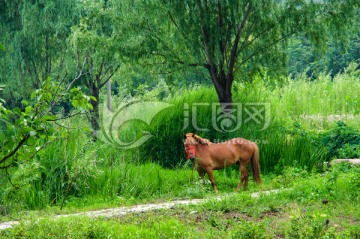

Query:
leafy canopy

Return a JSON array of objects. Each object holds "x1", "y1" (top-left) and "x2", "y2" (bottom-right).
[{"x1": 116, "y1": 0, "x2": 359, "y2": 103}]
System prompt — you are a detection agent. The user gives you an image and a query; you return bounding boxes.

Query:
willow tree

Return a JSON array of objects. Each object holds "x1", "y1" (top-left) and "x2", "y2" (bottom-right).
[
  {"x1": 121, "y1": 0, "x2": 359, "y2": 106},
  {"x1": 0, "y1": 0, "x2": 81, "y2": 108},
  {"x1": 70, "y1": 0, "x2": 121, "y2": 131}
]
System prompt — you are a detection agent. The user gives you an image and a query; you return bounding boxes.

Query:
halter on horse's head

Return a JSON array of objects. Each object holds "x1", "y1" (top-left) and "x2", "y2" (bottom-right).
[{"x1": 184, "y1": 133, "x2": 196, "y2": 160}]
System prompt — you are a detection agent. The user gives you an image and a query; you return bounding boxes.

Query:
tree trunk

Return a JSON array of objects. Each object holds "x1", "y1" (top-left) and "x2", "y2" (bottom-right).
[
  {"x1": 90, "y1": 86, "x2": 100, "y2": 133},
  {"x1": 208, "y1": 68, "x2": 234, "y2": 112},
  {"x1": 216, "y1": 84, "x2": 232, "y2": 105},
  {"x1": 106, "y1": 79, "x2": 112, "y2": 111}
]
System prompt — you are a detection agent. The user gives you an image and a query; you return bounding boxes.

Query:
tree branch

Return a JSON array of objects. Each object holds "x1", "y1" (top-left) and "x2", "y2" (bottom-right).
[
  {"x1": 0, "y1": 134, "x2": 30, "y2": 165},
  {"x1": 174, "y1": 60, "x2": 208, "y2": 68},
  {"x1": 95, "y1": 58, "x2": 105, "y2": 86},
  {"x1": 98, "y1": 64, "x2": 120, "y2": 89},
  {"x1": 237, "y1": 20, "x2": 256, "y2": 57},
  {"x1": 228, "y1": 2, "x2": 252, "y2": 77},
  {"x1": 146, "y1": 25, "x2": 185, "y2": 66},
  {"x1": 235, "y1": 30, "x2": 297, "y2": 73},
  {"x1": 66, "y1": 56, "x2": 87, "y2": 92},
  {"x1": 217, "y1": 1, "x2": 226, "y2": 70},
  {"x1": 0, "y1": 162, "x2": 15, "y2": 170},
  {"x1": 237, "y1": 0, "x2": 300, "y2": 59},
  {"x1": 168, "y1": 11, "x2": 194, "y2": 51},
  {"x1": 47, "y1": 112, "x2": 87, "y2": 122},
  {"x1": 196, "y1": 0, "x2": 224, "y2": 98}
]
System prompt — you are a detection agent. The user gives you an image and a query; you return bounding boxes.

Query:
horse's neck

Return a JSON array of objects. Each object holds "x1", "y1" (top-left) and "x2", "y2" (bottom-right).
[{"x1": 195, "y1": 143, "x2": 209, "y2": 151}]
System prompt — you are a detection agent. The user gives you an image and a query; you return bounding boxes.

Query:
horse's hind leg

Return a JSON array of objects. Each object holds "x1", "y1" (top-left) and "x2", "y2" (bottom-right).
[{"x1": 236, "y1": 162, "x2": 249, "y2": 191}]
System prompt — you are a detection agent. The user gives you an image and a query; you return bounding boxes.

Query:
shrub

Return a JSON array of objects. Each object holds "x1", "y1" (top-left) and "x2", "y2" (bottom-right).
[{"x1": 319, "y1": 121, "x2": 360, "y2": 160}]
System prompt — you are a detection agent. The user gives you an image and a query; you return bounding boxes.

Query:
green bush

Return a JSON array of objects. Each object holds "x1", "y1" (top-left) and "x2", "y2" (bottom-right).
[{"x1": 319, "y1": 121, "x2": 360, "y2": 160}]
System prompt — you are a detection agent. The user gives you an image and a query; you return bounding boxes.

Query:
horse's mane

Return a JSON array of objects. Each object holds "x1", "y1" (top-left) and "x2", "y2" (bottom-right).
[{"x1": 193, "y1": 134, "x2": 211, "y2": 145}]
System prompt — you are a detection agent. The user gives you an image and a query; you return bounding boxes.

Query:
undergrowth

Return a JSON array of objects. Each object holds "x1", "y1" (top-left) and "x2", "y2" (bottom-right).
[{"x1": 1, "y1": 164, "x2": 359, "y2": 238}]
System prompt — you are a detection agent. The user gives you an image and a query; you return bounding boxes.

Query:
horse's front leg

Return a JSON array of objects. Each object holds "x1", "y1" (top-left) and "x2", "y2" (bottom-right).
[
  {"x1": 236, "y1": 162, "x2": 249, "y2": 191},
  {"x1": 197, "y1": 167, "x2": 206, "y2": 185},
  {"x1": 204, "y1": 167, "x2": 218, "y2": 193}
]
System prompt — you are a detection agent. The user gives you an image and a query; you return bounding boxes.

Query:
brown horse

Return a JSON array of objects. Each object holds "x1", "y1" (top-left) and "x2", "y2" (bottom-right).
[{"x1": 184, "y1": 133, "x2": 261, "y2": 193}]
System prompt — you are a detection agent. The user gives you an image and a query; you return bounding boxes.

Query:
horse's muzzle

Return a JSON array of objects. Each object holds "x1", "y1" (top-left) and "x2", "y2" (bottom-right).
[{"x1": 184, "y1": 145, "x2": 196, "y2": 160}]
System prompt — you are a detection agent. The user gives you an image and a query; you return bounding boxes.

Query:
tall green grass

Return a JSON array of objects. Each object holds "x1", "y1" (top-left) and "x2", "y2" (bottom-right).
[
  {"x1": 0, "y1": 128, "x2": 197, "y2": 212},
  {"x1": 267, "y1": 64, "x2": 360, "y2": 127},
  {"x1": 140, "y1": 64, "x2": 359, "y2": 168}
]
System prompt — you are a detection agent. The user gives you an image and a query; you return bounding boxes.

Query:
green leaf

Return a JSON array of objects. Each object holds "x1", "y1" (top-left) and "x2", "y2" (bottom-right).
[
  {"x1": 1, "y1": 114, "x2": 9, "y2": 120},
  {"x1": 25, "y1": 106, "x2": 33, "y2": 113},
  {"x1": 72, "y1": 100, "x2": 79, "y2": 107},
  {"x1": 41, "y1": 115, "x2": 57, "y2": 122},
  {"x1": 31, "y1": 91, "x2": 37, "y2": 100}
]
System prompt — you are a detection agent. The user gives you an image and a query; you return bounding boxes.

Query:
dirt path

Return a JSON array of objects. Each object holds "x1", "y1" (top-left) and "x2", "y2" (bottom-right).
[{"x1": 0, "y1": 189, "x2": 284, "y2": 231}]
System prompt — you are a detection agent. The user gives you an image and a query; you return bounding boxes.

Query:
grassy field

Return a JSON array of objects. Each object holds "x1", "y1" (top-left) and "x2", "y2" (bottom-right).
[
  {"x1": 1, "y1": 163, "x2": 359, "y2": 238},
  {"x1": 0, "y1": 67, "x2": 360, "y2": 237}
]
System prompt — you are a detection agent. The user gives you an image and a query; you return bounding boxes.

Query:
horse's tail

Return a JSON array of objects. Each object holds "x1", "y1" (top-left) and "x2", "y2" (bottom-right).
[{"x1": 250, "y1": 142, "x2": 261, "y2": 184}]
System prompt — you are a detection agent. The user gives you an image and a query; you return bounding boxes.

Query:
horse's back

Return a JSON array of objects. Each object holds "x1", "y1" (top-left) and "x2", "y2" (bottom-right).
[
  {"x1": 207, "y1": 138, "x2": 254, "y2": 162},
  {"x1": 229, "y1": 138, "x2": 255, "y2": 156},
  {"x1": 227, "y1": 138, "x2": 254, "y2": 150}
]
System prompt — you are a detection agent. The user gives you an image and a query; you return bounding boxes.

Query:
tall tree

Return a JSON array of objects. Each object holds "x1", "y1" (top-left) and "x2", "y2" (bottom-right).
[
  {"x1": 0, "y1": 0, "x2": 81, "y2": 108},
  {"x1": 119, "y1": 0, "x2": 359, "y2": 107},
  {"x1": 70, "y1": 0, "x2": 121, "y2": 132}
]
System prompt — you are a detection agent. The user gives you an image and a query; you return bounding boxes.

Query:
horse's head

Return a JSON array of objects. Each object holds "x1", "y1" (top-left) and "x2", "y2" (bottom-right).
[
  {"x1": 184, "y1": 133, "x2": 197, "y2": 145},
  {"x1": 184, "y1": 133, "x2": 196, "y2": 160},
  {"x1": 183, "y1": 133, "x2": 209, "y2": 160}
]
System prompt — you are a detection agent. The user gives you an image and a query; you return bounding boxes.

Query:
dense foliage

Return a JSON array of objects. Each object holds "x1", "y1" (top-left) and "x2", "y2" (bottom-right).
[
  {"x1": 0, "y1": 78, "x2": 93, "y2": 169},
  {"x1": 319, "y1": 121, "x2": 360, "y2": 160}
]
